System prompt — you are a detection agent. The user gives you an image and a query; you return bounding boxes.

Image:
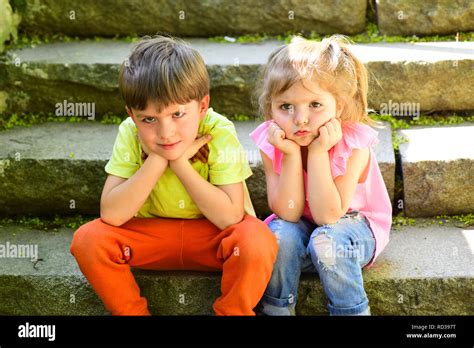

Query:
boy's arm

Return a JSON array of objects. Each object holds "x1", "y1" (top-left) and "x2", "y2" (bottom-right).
[
  {"x1": 261, "y1": 150, "x2": 305, "y2": 222},
  {"x1": 170, "y1": 158, "x2": 245, "y2": 230},
  {"x1": 100, "y1": 153, "x2": 168, "y2": 226}
]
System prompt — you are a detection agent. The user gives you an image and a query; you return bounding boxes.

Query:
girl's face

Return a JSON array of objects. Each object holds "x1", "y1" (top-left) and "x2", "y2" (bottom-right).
[
  {"x1": 271, "y1": 79, "x2": 342, "y2": 147},
  {"x1": 129, "y1": 96, "x2": 209, "y2": 160}
]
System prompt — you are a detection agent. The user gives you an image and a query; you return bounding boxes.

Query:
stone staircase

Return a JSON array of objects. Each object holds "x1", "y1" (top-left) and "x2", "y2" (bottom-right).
[{"x1": 0, "y1": 0, "x2": 473, "y2": 315}]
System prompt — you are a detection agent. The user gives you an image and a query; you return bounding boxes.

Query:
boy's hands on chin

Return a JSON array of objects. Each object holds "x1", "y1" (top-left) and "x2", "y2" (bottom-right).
[
  {"x1": 170, "y1": 134, "x2": 213, "y2": 169},
  {"x1": 268, "y1": 121, "x2": 300, "y2": 155},
  {"x1": 138, "y1": 133, "x2": 160, "y2": 160},
  {"x1": 308, "y1": 117, "x2": 342, "y2": 154}
]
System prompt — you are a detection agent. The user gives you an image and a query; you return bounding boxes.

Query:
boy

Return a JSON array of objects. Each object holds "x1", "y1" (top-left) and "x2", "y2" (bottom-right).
[{"x1": 70, "y1": 35, "x2": 278, "y2": 316}]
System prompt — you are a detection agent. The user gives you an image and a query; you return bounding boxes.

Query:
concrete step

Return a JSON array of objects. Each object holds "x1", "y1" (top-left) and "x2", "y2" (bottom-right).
[
  {"x1": 398, "y1": 123, "x2": 474, "y2": 217},
  {"x1": 1, "y1": 40, "x2": 473, "y2": 117},
  {"x1": 0, "y1": 120, "x2": 395, "y2": 217},
  {"x1": 9, "y1": 0, "x2": 367, "y2": 38},
  {"x1": 0, "y1": 221, "x2": 472, "y2": 315},
  {"x1": 376, "y1": 0, "x2": 474, "y2": 36}
]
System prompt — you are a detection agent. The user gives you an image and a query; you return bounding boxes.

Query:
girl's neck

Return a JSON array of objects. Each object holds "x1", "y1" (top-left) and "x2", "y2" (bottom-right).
[{"x1": 301, "y1": 146, "x2": 308, "y2": 172}]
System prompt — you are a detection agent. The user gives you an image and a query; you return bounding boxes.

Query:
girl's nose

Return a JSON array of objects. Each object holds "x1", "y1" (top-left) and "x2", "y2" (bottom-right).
[{"x1": 293, "y1": 112, "x2": 309, "y2": 126}]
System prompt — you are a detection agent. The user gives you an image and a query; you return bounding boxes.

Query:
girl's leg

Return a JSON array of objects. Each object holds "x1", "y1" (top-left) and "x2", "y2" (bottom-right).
[
  {"x1": 258, "y1": 217, "x2": 314, "y2": 316},
  {"x1": 306, "y1": 212, "x2": 376, "y2": 316}
]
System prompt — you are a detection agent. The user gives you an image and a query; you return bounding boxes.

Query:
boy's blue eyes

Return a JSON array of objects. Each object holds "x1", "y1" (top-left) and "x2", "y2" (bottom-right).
[
  {"x1": 279, "y1": 102, "x2": 322, "y2": 111},
  {"x1": 142, "y1": 113, "x2": 185, "y2": 123}
]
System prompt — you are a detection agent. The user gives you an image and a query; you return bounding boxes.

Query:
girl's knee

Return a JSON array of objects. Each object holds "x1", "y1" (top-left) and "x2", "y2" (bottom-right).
[
  {"x1": 269, "y1": 219, "x2": 309, "y2": 258},
  {"x1": 307, "y1": 224, "x2": 352, "y2": 269}
]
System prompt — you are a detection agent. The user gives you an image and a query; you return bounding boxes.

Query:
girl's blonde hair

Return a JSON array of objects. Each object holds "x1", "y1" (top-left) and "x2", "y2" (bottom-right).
[{"x1": 257, "y1": 35, "x2": 377, "y2": 126}]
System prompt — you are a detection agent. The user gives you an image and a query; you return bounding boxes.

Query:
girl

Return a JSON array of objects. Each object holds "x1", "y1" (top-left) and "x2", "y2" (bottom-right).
[{"x1": 250, "y1": 36, "x2": 392, "y2": 316}]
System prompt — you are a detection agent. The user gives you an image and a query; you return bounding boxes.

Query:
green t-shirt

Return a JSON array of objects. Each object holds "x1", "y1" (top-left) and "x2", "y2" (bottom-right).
[{"x1": 104, "y1": 108, "x2": 256, "y2": 219}]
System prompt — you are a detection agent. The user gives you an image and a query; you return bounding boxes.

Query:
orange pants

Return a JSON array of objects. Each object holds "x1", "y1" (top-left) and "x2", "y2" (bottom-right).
[{"x1": 70, "y1": 214, "x2": 278, "y2": 316}]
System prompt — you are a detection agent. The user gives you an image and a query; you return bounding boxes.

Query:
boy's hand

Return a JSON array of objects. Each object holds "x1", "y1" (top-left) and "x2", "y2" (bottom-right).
[
  {"x1": 268, "y1": 121, "x2": 300, "y2": 155},
  {"x1": 172, "y1": 134, "x2": 213, "y2": 166},
  {"x1": 137, "y1": 133, "x2": 154, "y2": 160},
  {"x1": 191, "y1": 141, "x2": 210, "y2": 163},
  {"x1": 308, "y1": 118, "x2": 342, "y2": 154}
]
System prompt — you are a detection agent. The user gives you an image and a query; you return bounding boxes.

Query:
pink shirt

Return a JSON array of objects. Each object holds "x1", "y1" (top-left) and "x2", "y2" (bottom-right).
[{"x1": 250, "y1": 121, "x2": 392, "y2": 267}]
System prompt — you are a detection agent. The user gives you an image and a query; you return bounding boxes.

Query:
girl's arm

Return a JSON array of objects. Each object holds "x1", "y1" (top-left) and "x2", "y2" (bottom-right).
[
  {"x1": 261, "y1": 150, "x2": 305, "y2": 222},
  {"x1": 263, "y1": 121, "x2": 306, "y2": 222},
  {"x1": 307, "y1": 118, "x2": 369, "y2": 225},
  {"x1": 307, "y1": 148, "x2": 369, "y2": 225}
]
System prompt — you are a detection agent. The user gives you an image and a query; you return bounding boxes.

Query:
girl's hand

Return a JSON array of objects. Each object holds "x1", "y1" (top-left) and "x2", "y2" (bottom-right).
[
  {"x1": 308, "y1": 118, "x2": 342, "y2": 154},
  {"x1": 268, "y1": 121, "x2": 300, "y2": 155}
]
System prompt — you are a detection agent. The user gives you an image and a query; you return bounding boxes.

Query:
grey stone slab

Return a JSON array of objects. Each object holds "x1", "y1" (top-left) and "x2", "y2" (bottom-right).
[
  {"x1": 1, "y1": 41, "x2": 473, "y2": 117},
  {"x1": 0, "y1": 221, "x2": 471, "y2": 315},
  {"x1": 376, "y1": 0, "x2": 474, "y2": 36},
  {"x1": 13, "y1": 0, "x2": 367, "y2": 37},
  {"x1": 0, "y1": 121, "x2": 395, "y2": 217},
  {"x1": 398, "y1": 124, "x2": 474, "y2": 217}
]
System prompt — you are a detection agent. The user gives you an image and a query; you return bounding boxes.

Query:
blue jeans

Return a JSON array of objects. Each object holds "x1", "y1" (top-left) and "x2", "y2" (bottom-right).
[{"x1": 259, "y1": 211, "x2": 376, "y2": 316}]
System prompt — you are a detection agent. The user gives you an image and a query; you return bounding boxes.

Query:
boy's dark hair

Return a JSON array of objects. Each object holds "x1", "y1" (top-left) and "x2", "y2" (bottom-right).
[{"x1": 119, "y1": 34, "x2": 210, "y2": 111}]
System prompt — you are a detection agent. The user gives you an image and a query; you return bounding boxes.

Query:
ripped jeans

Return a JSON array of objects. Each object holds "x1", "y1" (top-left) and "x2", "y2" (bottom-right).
[{"x1": 259, "y1": 211, "x2": 376, "y2": 316}]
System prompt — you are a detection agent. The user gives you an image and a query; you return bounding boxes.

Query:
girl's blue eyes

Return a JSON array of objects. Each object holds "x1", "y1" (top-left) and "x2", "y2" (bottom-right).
[
  {"x1": 142, "y1": 113, "x2": 185, "y2": 123},
  {"x1": 279, "y1": 102, "x2": 321, "y2": 111}
]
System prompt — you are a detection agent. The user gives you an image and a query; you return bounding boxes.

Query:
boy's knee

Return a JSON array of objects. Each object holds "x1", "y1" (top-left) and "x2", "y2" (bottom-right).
[
  {"x1": 70, "y1": 218, "x2": 105, "y2": 258},
  {"x1": 232, "y1": 215, "x2": 278, "y2": 262}
]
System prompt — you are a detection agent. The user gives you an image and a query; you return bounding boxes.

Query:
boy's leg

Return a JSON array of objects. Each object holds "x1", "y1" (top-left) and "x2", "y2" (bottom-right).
[
  {"x1": 182, "y1": 215, "x2": 278, "y2": 315},
  {"x1": 306, "y1": 213, "x2": 376, "y2": 316},
  {"x1": 70, "y1": 217, "x2": 188, "y2": 316},
  {"x1": 258, "y1": 218, "x2": 314, "y2": 316}
]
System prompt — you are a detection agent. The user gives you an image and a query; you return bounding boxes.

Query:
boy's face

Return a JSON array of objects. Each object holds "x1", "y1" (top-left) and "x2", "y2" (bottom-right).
[
  {"x1": 128, "y1": 96, "x2": 209, "y2": 160},
  {"x1": 271, "y1": 79, "x2": 342, "y2": 147}
]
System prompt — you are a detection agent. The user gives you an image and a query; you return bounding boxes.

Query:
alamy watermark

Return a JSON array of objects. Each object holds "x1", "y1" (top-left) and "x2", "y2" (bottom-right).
[
  {"x1": 55, "y1": 100, "x2": 95, "y2": 120},
  {"x1": 0, "y1": 241, "x2": 38, "y2": 261},
  {"x1": 380, "y1": 100, "x2": 420, "y2": 120}
]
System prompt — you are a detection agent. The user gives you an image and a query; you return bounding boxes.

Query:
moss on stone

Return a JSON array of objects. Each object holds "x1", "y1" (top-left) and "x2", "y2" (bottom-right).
[
  {"x1": 208, "y1": 23, "x2": 474, "y2": 45},
  {"x1": 0, "y1": 214, "x2": 95, "y2": 231}
]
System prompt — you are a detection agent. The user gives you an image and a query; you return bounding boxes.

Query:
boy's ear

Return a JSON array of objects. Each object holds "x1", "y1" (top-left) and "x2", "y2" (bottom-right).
[
  {"x1": 126, "y1": 106, "x2": 136, "y2": 122},
  {"x1": 199, "y1": 95, "x2": 210, "y2": 119}
]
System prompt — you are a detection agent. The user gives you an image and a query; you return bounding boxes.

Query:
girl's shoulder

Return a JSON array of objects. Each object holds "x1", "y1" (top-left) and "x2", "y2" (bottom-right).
[
  {"x1": 249, "y1": 120, "x2": 275, "y2": 160},
  {"x1": 340, "y1": 122, "x2": 379, "y2": 149},
  {"x1": 330, "y1": 122, "x2": 379, "y2": 178}
]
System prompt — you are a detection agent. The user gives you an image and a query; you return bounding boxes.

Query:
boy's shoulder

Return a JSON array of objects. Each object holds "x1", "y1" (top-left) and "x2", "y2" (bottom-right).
[
  {"x1": 199, "y1": 108, "x2": 242, "y2": 145},
  {"x1": 200, "y1": 108, "x2": 235, "y2": 134}
]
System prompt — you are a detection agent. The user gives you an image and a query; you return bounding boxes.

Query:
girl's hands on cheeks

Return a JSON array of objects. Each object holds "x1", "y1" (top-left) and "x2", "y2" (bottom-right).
[
  {"x1": 268, "y1": 121, "x2": 300, "y2": 155},
  {"x1": 308, "y1": 117, "x2": 342, "y2": 154}
]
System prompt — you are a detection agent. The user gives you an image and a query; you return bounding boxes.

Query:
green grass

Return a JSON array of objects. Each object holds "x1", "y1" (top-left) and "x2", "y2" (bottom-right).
[
  {"x1": 208, "y1": 23, "x2": 473, "y2": 45},
  {"x1": 370, "y1": 113, "x2": 474, "y2": 150},
  {"x1": 1, "y1": 212, "x2": 471, "y2": 231},
  {"x1": 392, "y1": 213, "x2": 474, "y2": 228},
  {"x1": 0, "y1": 112, "x2": 127, "y2": 131},
  {"x1": 0, "y1": 214, "x2": 96, "y2": 231},
  {"x1": 6, "y1": 22, "x2": 473, "y2": 51}
]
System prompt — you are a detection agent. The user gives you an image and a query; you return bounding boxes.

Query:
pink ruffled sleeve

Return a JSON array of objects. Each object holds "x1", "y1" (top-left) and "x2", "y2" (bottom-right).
[
  {"x1": 329, "y1": 123, "x2": 379, "y2": 178},
  {"x1": 249, "y1": 121, "x2": 274, "y2": 160},
  {"x1": 249, "y1": 121, "x2": 284, "y2": 174}
]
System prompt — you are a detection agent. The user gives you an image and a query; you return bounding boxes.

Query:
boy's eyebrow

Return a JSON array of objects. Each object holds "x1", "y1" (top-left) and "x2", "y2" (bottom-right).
[{"x1": 135, "y1": 109, "x2": 184, "y2": 118}]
